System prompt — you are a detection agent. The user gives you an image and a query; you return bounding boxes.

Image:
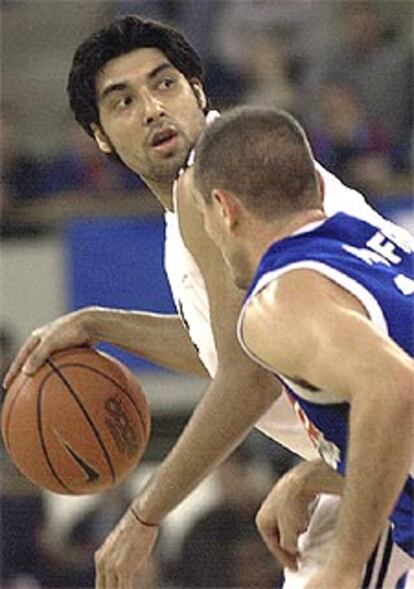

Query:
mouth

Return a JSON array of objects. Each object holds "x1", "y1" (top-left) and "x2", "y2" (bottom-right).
[{"x1": 150, "y1": 128, "x2": 179, "y2": 153}]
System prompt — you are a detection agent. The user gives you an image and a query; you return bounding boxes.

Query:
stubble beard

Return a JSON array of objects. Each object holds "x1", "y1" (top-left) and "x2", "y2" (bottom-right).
[
  {"x1": 145, "y1": 149, "x2": 189, "y2": 182},
  {"x1": 140, "y1": 128, "x2": 195, "y2": 183}
]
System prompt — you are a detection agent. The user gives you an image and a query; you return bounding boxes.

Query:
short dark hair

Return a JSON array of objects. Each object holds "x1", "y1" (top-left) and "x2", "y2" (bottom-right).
[
  {"x1": 193, "y1": 107, "x2": 319, "y2": 219},
  {"x1": 67, "y1": 15, "x2": 206, "y2": 137}
]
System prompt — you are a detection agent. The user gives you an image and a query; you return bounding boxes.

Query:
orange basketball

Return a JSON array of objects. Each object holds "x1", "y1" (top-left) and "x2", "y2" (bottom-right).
[{"x1": 1, "y1": 346, "x2": 151, "y2": 495}]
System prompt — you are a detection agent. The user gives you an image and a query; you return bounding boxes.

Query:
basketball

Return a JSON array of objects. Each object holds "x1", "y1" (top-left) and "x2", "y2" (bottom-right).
[{"x1": 1, "y1": 346, "x2": 151, "y2": 495}]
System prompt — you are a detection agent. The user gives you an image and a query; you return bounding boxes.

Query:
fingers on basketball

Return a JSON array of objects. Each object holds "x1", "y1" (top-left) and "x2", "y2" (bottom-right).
[{"x1": 1, "y1": 346, "x2": 151, "y2": 495}]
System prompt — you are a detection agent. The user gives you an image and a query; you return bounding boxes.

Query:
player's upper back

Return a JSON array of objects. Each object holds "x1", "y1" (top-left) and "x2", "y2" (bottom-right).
[{"x1": 241, "y1": 213, "x2": 414, "y2": 358}]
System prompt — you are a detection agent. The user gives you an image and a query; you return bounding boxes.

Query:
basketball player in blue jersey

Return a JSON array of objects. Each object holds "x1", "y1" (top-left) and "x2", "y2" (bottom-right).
[
  {"x1": 3, "y1": 16, "x2": 412, "y2": 589},
  {"x1": 191, "y1": 106, "x2": 414, "y2": 589}
]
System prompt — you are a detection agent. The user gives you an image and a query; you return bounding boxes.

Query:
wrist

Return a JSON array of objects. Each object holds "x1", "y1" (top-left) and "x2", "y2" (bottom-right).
[
  {"x1": 287, "y1": 460, "x2": 320, "y2": 503},
  {"x1": 78, "y1": 306, "x2": 109, "y2": 343},
  {"x1": 297, "y1": 459, "x2": 344, "y2": 498},
  {"x1": 129, "y1": 505, "x2": 159, "y2": 528}
]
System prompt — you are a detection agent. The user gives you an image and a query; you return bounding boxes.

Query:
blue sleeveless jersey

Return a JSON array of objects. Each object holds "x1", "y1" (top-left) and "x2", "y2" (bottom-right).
[{"x1": 241, "y1": 212, "x2": 414, "y2": 556}]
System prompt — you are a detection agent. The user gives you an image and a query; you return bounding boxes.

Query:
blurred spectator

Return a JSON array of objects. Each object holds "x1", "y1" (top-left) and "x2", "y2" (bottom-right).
[
  {"x1": 203, "y1": 58, "x2": 246, "y2": 111},
  {"x1": 243, "y1": 32, "x2": 298, "y2": 112},
  {"x1": 42, "y1": 122, "x2": 141, "y2": 199},
  {"x1": 1, "y1": 107, "x2": 143, "y2": 223},
  {"x1": 168, "y1": 448, "x2": 283, "y2": 588},
  {"x1": 324, "y1": 0, "x2": 412, "y2": 169},
  {"x1": 116, "y1": 0, "x2": 221, "y2": 64},
  {"x1": 0, "y1": 109, "x2": 45, "y2": 213},
  {"x1": 309, "y1": 82, "x2": 394, "y2": 197},
  {"x1": 215, "y1": 1, "x2": 325, "y2": 71},
  {"x1": 0, "y1": 324, "x2": 16, "y2": 382}
]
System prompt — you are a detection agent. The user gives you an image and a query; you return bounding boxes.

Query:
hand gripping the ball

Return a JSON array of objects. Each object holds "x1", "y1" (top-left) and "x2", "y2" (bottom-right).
[{"x1": 3, "y1": 308, "x2": 96, "y2": 389}]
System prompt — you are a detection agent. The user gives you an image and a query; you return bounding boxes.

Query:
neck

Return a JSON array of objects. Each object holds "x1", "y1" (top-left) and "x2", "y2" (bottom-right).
[
  {"x1": 143, "y1": 178, "x2": 174, "y2": 211},
  {"x1": 246, "y1": 209, "x2": 326, "y2": 280}
]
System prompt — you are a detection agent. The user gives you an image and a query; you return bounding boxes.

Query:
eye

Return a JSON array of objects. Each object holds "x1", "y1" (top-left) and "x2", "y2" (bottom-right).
[
  {"x1": 158, "y1": 77, "x2": 175, "y2": 90},
  {"x1": 114, "y1": 95, "x2": 133, "y2": 111}
]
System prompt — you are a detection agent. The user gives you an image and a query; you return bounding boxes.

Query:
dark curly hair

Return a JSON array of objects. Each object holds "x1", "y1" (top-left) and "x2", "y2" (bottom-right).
[{"x1": 67, "y1": 15, "x2": 206, "y2": 137}]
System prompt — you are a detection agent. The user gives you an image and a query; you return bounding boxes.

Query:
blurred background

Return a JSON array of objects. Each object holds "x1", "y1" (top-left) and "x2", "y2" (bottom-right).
[{"x1": 1, "y1": 1, "x2": 413, "y2": 587}]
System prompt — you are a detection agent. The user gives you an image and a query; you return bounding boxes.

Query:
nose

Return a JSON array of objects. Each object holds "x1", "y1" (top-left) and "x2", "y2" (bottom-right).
[{"x1": 141, "y1": 89, "x2": 165, "y2": 126}]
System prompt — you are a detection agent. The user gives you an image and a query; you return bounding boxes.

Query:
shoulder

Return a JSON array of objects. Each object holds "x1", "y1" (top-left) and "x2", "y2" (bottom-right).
[
  {"x1": 242, "y1": 270, "x2": 325, "y2": 337},
  {"x1": 241, "y1": 269, "x2": 368, "y2": 379},
  {"x1": 244, "y1": 267, "x2": 368, "y2": 330}
]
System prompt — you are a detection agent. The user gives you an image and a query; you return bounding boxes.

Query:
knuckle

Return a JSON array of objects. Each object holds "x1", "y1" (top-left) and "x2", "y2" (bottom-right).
[
  {"x1": 94, "y1": 549, "x2": 104, "y2": 564},
  {"x1": 256, "y1": 518, "x2": 267, "y2": 537},
  {"x1": 28, "y1": 349, "x2": 40, "y2": 363},
  {"x1": 255, "y1": 507, "x2": 270, "y2": 530},
  {"x1": 26, "y1": 355, "x2": 41, "y2": 371},
  {"x1": 31, "y1": 328, "x2": 43, "y2": 340},
  {"x1": 280, "y1": 535, "x2": 293, "y2": 552}
]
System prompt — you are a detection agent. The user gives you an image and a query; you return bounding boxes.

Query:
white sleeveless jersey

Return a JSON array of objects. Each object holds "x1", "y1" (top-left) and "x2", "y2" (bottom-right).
[{"x1": 163, "y1": 116, "x2": 393, "y2": 459}]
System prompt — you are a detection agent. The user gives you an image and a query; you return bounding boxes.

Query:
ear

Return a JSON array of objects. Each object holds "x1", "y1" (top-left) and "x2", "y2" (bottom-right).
[
  {"x1": 90, "y1": 123, "x2": 113, "y2": 154},
  {"x1": 212, "y1": 188, "x2": 240, "y2": 232},
  {"x1": 191, "y1": 79, "x2": 207, "y2": 111}
]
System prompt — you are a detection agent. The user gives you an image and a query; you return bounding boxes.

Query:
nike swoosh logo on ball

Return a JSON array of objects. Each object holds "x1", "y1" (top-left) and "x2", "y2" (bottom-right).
[{"x1": 54, "y1": 429, "x2": 100, "y2": 484}]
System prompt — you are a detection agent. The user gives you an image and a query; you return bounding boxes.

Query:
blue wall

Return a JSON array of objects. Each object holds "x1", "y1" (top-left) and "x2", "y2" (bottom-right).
[{"x1": 64, "y1": 216, "x2": 175, "y2": 370}]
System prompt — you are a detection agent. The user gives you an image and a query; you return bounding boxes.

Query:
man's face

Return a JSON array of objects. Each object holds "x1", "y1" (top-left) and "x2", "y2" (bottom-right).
[{"x1": 93, "y1": 48, "x2": 206, "y2": 184}]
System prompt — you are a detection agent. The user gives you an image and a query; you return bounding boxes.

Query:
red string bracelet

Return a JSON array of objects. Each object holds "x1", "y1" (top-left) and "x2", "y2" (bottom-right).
[{"x1": 130, "y1": 506, "x2": 159, "y2": 528}]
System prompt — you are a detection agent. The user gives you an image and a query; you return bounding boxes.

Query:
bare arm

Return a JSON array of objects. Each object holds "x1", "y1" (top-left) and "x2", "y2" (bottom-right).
[
  {"x1": 285, "y1": 458, "x2": 344, "y2": 497},
  {"x1": 243, "y1": 270, "x2": 414, "y2": 579},
  {"x1": 87, "y1": 308, "x2": 207, "y2": 376},
  {"x1": 133, "y1": 173, "x2": 282, "y2": 521},
  {"x1": 3, "y1": 307, "x2": 207, "y2": 388},
  {"x1": 94, "y1": 170, "x2": 282, "y2": 588}
]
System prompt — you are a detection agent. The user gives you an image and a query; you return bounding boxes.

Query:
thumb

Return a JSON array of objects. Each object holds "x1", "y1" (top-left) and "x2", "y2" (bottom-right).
[
  {"x1": 279, "y1": 523, "x2": 301, "y2": 557},
  {"x1": 257, "y1": 519, "x2": 299, "y2": 571}
]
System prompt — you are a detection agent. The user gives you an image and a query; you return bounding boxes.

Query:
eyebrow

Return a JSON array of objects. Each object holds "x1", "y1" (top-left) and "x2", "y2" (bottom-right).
[{"x1": 99, "y1": 62, "x2": 176, "y2": 103}]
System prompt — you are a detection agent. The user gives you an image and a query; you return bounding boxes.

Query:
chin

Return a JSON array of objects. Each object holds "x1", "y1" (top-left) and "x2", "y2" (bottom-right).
[
  {"x1": 147, "y1": 156, "x2": 185, "y2": 182},
  {"x1": 162, "y1": 148, "x2": 190, "y2": 176}
]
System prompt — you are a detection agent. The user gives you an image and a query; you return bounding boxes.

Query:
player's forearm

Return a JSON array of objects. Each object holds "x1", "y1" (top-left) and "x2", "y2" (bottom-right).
[
  {"x1": 81, "y1": 306, "x2": 208, "y2": 377},
  {"x1": 287, "y1": 458, "x2": 344, "y2": 501},
  {"x1": 329, "y1": 382, "x2": 414, "y2": 574},
  {"x1": 132, "y1": 363, "x2": 280, "y2": 523}
]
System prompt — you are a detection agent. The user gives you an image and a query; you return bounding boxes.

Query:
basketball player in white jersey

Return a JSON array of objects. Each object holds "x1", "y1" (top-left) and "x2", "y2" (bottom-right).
[
  {"x1": 191, "y1": 106, "x2": 414, "y2": 589},
  {"x1": 4, "y1": 16, "x2": 410, "y2": 589}
]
